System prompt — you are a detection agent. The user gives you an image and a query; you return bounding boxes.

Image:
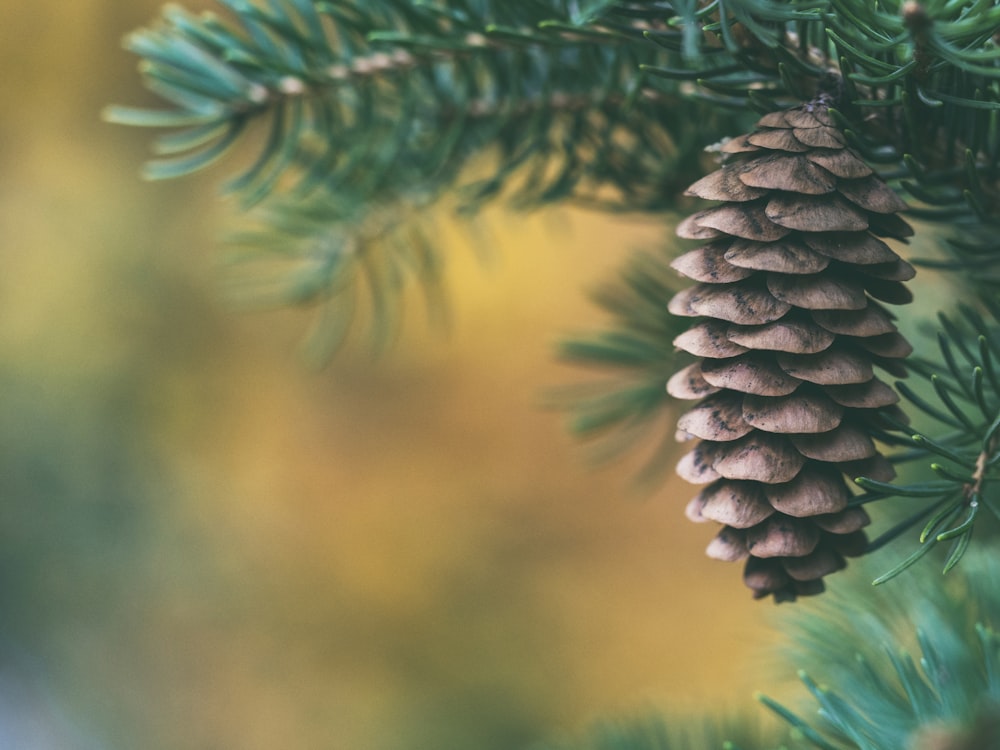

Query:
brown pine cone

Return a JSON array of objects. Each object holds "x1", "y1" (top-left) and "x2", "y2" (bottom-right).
[{"x1": 667, "y1": 99, "x2": 914, "y2": 603}]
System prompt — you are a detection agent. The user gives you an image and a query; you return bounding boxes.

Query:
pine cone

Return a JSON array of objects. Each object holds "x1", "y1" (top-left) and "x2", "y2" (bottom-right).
[{"x1": 667, "y1": 99, "x2": 914, "y2": 603}]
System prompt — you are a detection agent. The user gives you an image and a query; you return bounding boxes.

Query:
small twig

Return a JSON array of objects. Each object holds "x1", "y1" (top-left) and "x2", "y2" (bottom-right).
[{"x1": 965, "y1": 431, "x2": 999, "y2": 501}]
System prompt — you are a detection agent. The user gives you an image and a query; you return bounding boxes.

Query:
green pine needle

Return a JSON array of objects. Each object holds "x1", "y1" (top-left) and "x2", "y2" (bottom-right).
[{"x1": 766, "y1": 550, "x2": 1000, "y2": 749}]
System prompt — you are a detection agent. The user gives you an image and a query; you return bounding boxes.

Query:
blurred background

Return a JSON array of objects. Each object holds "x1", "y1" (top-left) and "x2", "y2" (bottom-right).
[{"x1": 0, "y1": 2, "x2": 789, "y2": 748}]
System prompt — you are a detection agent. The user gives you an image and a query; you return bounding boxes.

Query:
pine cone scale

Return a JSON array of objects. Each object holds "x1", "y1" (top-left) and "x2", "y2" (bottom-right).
[
  {"x1": 736, "y1": 154, "x2": 837, "y2": 193},
  {"x1": 765, "y1": 194, "x2": 869, "y2": 232},
  {"x1": 726, "y1": 317, "x2": 835, "y2": 353},
  {"x1": 700, "y1": 354, "x2": 803, "y2": 395},
  {"x1": 724, "y1": 238, "x2": 831, "y2": 274}
]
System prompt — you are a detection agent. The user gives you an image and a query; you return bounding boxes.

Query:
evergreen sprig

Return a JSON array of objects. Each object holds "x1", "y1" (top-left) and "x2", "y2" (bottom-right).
[
  {"x1": 108, "y1": 1, "x2": 747, "y2": 351},
  {"x1": 221, "y1": 189, "x2": 448, "y2": 360},
  {"x1": 553, "y1": 247, "x2": 688, "y2": 489},
  {"x1": 852, "y1": 305, "x2": 1000, "y2": 583},
  {"x1": 903, "y1": 148, "x2": 1000, "y2": 296},
  {"x1": 649, "y1": 0, "x2": 1000, "y2": 182},
  {"x1": 106, "y1": 0, "x2": 738, "y2": 211},
  {"x1": 762, "y1": 550, "x2": 1000, "y2": 750},
  {"x1": 109, "y1": 2, "x2": 1000, "y2": 354}
]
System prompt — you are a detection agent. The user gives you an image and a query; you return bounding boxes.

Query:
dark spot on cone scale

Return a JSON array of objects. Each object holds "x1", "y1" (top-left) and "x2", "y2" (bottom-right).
[
  {"x1": 767, "y1": 274, "x2": 867, "y2": 311},
  {"x1": 667, "y1": 362, "x2": 721, "y2": 400},
  {"x1": 764, "y1": 466, "x2": 850, "y2": 517},
  {"x1": 701, "y1": 353, "x2": 803, "y2": 396},
  {"x1": 727, "y1": 316, "x2": 835, "y2": 354},
  {"x1": 838, "y1": 175, "x2": 909, "y2": 214},
  {"x1": 699, "y1": 481, "x2": 775, "y2": 528},
  {"x1": 860, "y1": 259, "x2": 916, "y2": 281},
  {"x1": 782, "y1": 545, "x2": 846, "y2": 581},
  {"x1": 868, "y1": 212, "x2": 915, "y2": 240},
  {"x1": 671, "y1": 242, "x2": 754, "y2": 283},
  {"x1": 674, "y1": 320, "x2": 750, "y2": 359},
  {"x1": 697, "y1": 202, "x2": 793, "y2": 242},
  {"x1": 706, "y1": 527, "x2": 750, "y2": 562},
  {"x1": 668, "y1": 100, "x2": 914, "y2": 602},
  {"x1": 677, "y1": 392, "x2": 753, "y2": 442},
  {"x1": 791, "y1": 126, "x2": 845, "y2": 149},
  {"x1": 720, "y1": 135, "x2": 761, "y2": 154},
  {"x1": 824, "y1": 378, "x2": 900, "y2": 408},
  {"x1": 766, "y1": 193, "x2": 869, "y2": 233},
  {"x1": 676, "y1": 442, "x2": 723, "y2": 484},
  {"x1": 748, "y1": 128, "x2": 811, "y2": 152},
  {"x1": 805, "y1": 148, "x2": 873, "y2": 179},
  {"x1": 840, "y1": 454, "x2": 896, "y2": 483},
  {"x1": 742, "y1": 391, "x2": 844, "y2": 434},
  {"x1": 804, "y1": 232, "x2": 900, "y2": 265},
  {"x1": 812, "y1": 304, "x2": 898, "y2": 337},
  {"x1": 813, "y1": 507, "x2": 871, "y2": 534},
  {"x1": 725, "y1": 238, "x2": 830, "y2": 274},
  {"x1": 737, "y1": 153, "x2": 837, "y2": 194},
  {"x1": 685, "y1": 168, "x2": 769, "y2": 202}
]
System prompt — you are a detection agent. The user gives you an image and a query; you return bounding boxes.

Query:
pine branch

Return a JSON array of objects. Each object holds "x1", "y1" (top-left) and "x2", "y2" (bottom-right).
[
  {"x1": 651, "y1": 0, "x2": 1000, "y2": 188},
  {"x1": 552, "y1": 247, "x2": 689, "y2": 490},
  {"x1": 762, "y1": 549, "x2": 1000, "y2": 750},
  {"x1": 107, "y1": 1, "x2": 745, "y2": 352},
  {"x1": 221, "y1": 189, "x2": 447, "y2": 361},
  {"x1": 851, "y1": 306, "x2": 1000, "y2": 584},
  {"x1": 106, "y1": 1, "x2": 736, "y2": 211},
  {"x1": 652, "y1": 0, "x2": 1000, "y2": 318},
  {"x1": 108, "y1": 2, "x2": 1000, "y2": 358}
]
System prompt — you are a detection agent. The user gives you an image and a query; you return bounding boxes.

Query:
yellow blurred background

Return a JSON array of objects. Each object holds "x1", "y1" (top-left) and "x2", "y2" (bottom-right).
[{"x1": 0, "y1": 3, "x2": 790, "y2": 748}]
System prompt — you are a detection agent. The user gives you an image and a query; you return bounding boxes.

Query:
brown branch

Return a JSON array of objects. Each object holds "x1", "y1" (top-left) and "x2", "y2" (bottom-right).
[{"x1": 965, "y1": 432, "x2": 998, "y2": 501}]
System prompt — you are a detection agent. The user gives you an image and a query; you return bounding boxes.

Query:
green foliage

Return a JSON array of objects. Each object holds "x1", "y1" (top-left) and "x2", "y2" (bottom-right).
[
  {"x1": 851, "y1": 305, "x2": 1000, "y2": 583},
  {"x1": 222, "y1": 190, "x2": 448, "y2": 360},
  {"x1": 650, "y1": 0, "x2": 1000, "y2": 159},
  {"x1": 108, "y1": 0, "x2": 747, "y2": 350},
  {"x1": 762, "y1": 550, "x2": 1000, "y2": 749},
  {"x1": 552, "y1": 246, "x2": 688, "y2": 489},
  {"x1": 107, "y1": 0, "x2": 719, "y2": 210},
  {"x1": 109, "y1": 0, "x2": 1000, "y2": 346},
  {"x1": 904, "y1": 148, "x2": 1000, "y2": 297}
]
